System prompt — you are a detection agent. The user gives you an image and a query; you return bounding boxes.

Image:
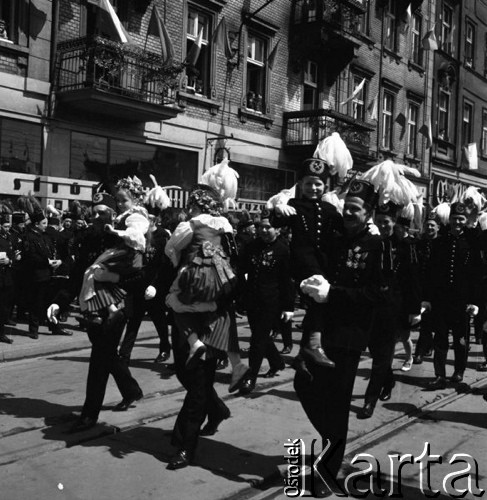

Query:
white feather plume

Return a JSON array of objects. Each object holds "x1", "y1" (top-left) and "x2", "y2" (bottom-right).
[
  {"x1": 313, "y1": 132, "x2": 353, "y2": 180},
  {"x1": 478, "y1": 211, "x2": 487, "y2": 231},
  {"x1": 359, "y1": 160, "x2": 421, "y2": 206},
  {"x1": 200, "y1": 158, "x2": 239, "y2": 210},
  {"x1": 46, "y1": 204, "x2": 61, "y2": 216},
  {"x1": 433, "y1": 202, "x2": 451, "y2": 226},
  {"x1": 144, "y1": 174, "x2": 178, "y2": 210},
  {"x1": 460, "y1": 186, "x2": 487, "y2": 212},
  {"x1": 266, "y1": 185, "x2": 297, "y2": 209},
  {"x1": 322, "y1": 190, "x2": 344, "y2": 214}
]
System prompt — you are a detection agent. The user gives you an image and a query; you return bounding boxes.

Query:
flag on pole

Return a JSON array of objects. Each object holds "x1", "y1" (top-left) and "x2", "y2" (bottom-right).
[
  {"x1": 212, "y1": 17, "x2": 234, "y2": 60},
  {"x1": 367, "y1": 93, "x2": 378, "y2": 121},
  {"x1": 463, "y1": 143, "x2": 478, "y2": 170},
  {"x1": 419, "y1": 116, "x2": 433, "y2": 149},
  {"x1": 447, "y1": 23, "x2": 456, "y2": 53},
  {"x1": 340, "y1": 78, "x2": 365, "y2": 106},
  {"x1": 402, "y1": 3, "x2": 412, "y2": 34},
  {"x1": 89, "y1": 0, "x2": 134, "y2": 44},
  {"x1": 422, "y1": 24, "x2": 438, "y2": 51},
  {"x1": 186, "y1": 29, "x2": 203, "y2": 66},
  {"x1": 148, "y1": 4, "x2": 175, "y2": 63},
  {"x1": 267, "y1": 39, "x2": 280, "y2": 71}
]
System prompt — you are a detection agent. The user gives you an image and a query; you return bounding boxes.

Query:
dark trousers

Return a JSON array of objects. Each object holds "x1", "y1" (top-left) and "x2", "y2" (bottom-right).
[
  {"x1": 276, "y1": 316, "x2": 293, "y2": 349},
  {"x1": 0, "y1": 283, "x2": 13, "y2": 335},
  {"x1": 294, "y1": 347, "x2": 361, "y2": 480},
  {"x1": 432, "y1": 302, "x2": 469, "y2": 378},
  {"x1": 27, "y1": 280, "x2": 64, "y2": 335},
  {"x1": 81, "y1": 315, "x2": 142, "y2": 420},
  {"x1": 414, "y1": 310, "x2": 434, "y2": 356},
  {"x1": 364, "y1": 330, "x2": 395, "y2": 407},
  {"x1": 171, "y1": 319, "x2": 229, "y2": 457},
  {"x1": 247, "y1": 307, "x2": 283, "y2": 380},
  {"x1": 119, "y1": 290, "x2": 171, "y2": 362}
]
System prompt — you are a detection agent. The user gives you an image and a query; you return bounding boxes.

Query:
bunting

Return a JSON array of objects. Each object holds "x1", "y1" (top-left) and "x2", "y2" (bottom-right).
[
  {"x1": 340, "y1": 78, "x2": 365, "y2": 107},
  {"x1": 422, "y1": 24, "x2": 438, "y2": 51},
  {"x1": 147, "y1": 4, "x2": 175, "y2": 63},
  {"x1": 212, "y1": 17, "x2": 234, "y2": 60},
  {"x1": 89, "y1": 0, "x2": 134, "y2": 44},
  {"x1": 463, "y1": 143, "x2": 478, "y2": 170},
  {"x1": 367, "y1": 93, "x2": 378, "y2": 121}
]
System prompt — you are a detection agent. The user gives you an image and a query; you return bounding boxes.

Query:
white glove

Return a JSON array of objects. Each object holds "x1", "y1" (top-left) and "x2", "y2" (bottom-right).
[
  {"x1": 367, "y1": 222, "x2": 380, "y2": 236},
  {"x1": 421, "y1": 301, "x2": 431, "y2": 312},
  {"x1": 47, "y1": 304, "x2": 60, "y2": 324},
  {"x1": 281, "y1": 311, "x2": 294, "y2": 322},
  {"x1": 409, "y1": 314, "x2": 421, "y2": 326},
  {"x1": 300, "y1": 275, "x2": 331, "y2": 303},
  {"x1": 144, "y1": 285, "x2": 156, "y2": 300},
  {"x1": 466, "y1": 304, "x2": 479, "y2": 316},
  {"x1": 275, "y1": 204, "x2": 297, "y2": 217}
]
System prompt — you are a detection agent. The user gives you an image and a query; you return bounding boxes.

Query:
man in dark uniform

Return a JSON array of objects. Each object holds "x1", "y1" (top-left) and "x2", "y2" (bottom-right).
[
  {"x1": 0, "y1": 214, "x2": 16, "y2": 344},
  {"x1": 293, "y1": 180, "x2": 385, "y2": 497},
  {"x1": 23, "y1": 211, "x2": 71, "y2": 339},
  {"x1": 238, "y1": 210, "x2": 295, "y2": 395},
  {"x1": 47, "y1": 192, "x2": 143, "y2": 433},
  {"x1": 6, "y1": 212, "x2": 25, "y2": 324},
  {"x1": 357, "y1": 203, "x2": 421, "y2": 419},
  {"x1": 423, "y1": 201, "x2": 482, "y2": 389},
  {"x1": 413, "y1": 211, "x2": 441, "y2": 364}
]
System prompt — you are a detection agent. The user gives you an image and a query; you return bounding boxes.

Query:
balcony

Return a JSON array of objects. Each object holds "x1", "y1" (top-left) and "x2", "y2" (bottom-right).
[
  {"x1": 283, "y1": 108, "x2": 373, "y2": 157},
  {"x1": 55, "y1": 36, "x2": 183, "y2": 122},
  {"x1": 290, "y1": 0, "x2": 364, "y2": 78}
]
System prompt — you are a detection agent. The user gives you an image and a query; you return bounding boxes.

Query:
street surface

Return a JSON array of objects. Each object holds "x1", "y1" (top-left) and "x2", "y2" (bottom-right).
[{"x1": 0, "y1": 312, "x2": 486, "y2": 499}]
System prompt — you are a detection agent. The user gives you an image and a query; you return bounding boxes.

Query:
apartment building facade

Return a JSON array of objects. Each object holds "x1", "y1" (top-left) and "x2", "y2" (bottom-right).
[{"x1": 0, "y1": 0, "x2": 437, "y2": 211}]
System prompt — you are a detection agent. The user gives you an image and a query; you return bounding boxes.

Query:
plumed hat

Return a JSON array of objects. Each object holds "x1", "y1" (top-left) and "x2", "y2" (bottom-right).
[{"x1": 345, "y1": 179, "x2": 378, "y2": 208}]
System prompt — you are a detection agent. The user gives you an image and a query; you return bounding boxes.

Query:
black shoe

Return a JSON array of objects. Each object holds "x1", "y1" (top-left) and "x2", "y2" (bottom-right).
[
  {"x1": 357, "y1": 402, "x2": 375, "y2": 419},
  {"x1": 112, "y1": 390, "x2": 143, "y2": 412},
  {"x1": 29, "y1": 333, "x2": 39, "y2": 339},
  {"x1": 379, "y1": 385, "x2": 394, "y2": 402},
  {"x1": 200, "y1": 409, "x2": 231, "y2": 436},
  {"x1": 425, "y1": 350, "x2": 433, "y2": 357},
  {"x1": 0, "y1": 335, "x2": 13, "y2": 344},
  {"x1": 426, "y1": 376, "x2": 447, "y2": 391},
  {"x1": 216, "y1": 358, "x2": 229, "y2": 371},
  {"x1": 6, "y1": 319, "x2": 17, "y2": 326},
  {"x1": 281, "y1": 346, "x2": 292, "y2": 355},
  {"x1": 167, "y1": 449, "x2": 192, "y2": 470},
  {"x1": 413, "y1": 355, "x2": 423, "y2": 365},
  {"x1": 154, "y1": 351, "x2": 170, "y2": 363},
  {"x1": 186, "y1": 345, "x2": 206, "y2": 370},
  {"x1": 68, "y1": 416, "x2": 97, "y2": 434},
  {"x1": 450, "y1": 371, "x2": 464, "y2": 383},
  {"x1": 239, "y1": 378, "x2": 256, "y2": 395},
  {"x1": 477, "y1": 362, "x2": 487, "y2": 372},
  {"x1": 55, "y1": 328, "x2": 73, "y2": 336},
  {"x1": 301, "y1": 346, "x2": 335, "y2": 368},
  {"x1": 263, "y1": 360, "x2": 285, "y2": 378}
]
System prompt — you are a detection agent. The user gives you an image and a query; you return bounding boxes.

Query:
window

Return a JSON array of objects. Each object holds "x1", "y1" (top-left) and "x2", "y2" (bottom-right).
[
  {"x1": 185, "y1": 8, "x2": 211, "y2": 97},
  {"x1": 441, "y1": 4, "x2": 454, "y2": 55},
  {"x1": 351, "y1": 75, "x2": 368, "y2": 122},
  {"x1": 355, "y1": 0, "x2": 369, "y2": 35},
  {"x1": 411, "y1": 13, "x2": 423, "y2": 66},
  {"x1": 462, "y1": 101, "x2": 473, "y2": 146},
  {"x1": 465, "y1": 21, "x2": 475, "y2": 68},
  {"x1": 297, "y1": 0, "x2": 317, "y2": 23},
  {"x1": 407, "y1": 102, "x2": 419, "y2": 157},
  {"x1": 70, "y1": 132, "x2": 198, "y2": 190},
  {"x1": 438, "y1": 89, "x2": 450, "y2": 141},
  {"x1": 484, "y1": 33, "x2": 487, "y2": 78},
  {"x1": 246, "y1": 33, "x2": 267, "y2": 112},
  {"x1": 303, "y1": 61, "x2": 318, "y2": 110},
  {"x1": 381, "y1": 92, "x2": 394, "y2": 150},
  {"x1": 0, "y1": 0, "x2": 21, "y2": 44},
  {"x1": 0, "y1": 118, "x2": 42, "y2": 175},
  {"x1": 384, "y1": 0, "x2": 398, "y2": 52},
  {"x1": 482, "y1": 110, "x2": 487, "y2": 157}
]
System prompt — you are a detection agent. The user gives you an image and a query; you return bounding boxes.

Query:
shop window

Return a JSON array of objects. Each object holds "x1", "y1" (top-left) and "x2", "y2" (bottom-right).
[{"x1": 0, "y1": 118, "x2": 42, "y2": 175}]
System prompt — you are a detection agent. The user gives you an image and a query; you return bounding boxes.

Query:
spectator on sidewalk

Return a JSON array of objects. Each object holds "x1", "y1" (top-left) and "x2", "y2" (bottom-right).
[{"x1": 0, "y1": 213, "x2": 16, "y2": 344}]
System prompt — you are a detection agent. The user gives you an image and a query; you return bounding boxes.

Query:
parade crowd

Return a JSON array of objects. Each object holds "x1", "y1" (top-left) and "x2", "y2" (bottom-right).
[{"x1": 1, "y1": 133, "x2": 487, "y2": 498}]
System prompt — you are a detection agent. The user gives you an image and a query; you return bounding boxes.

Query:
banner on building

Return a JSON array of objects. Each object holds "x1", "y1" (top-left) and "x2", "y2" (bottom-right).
[{"x1": 462, "y1": 143, "x2": 478, "y2": 170}]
